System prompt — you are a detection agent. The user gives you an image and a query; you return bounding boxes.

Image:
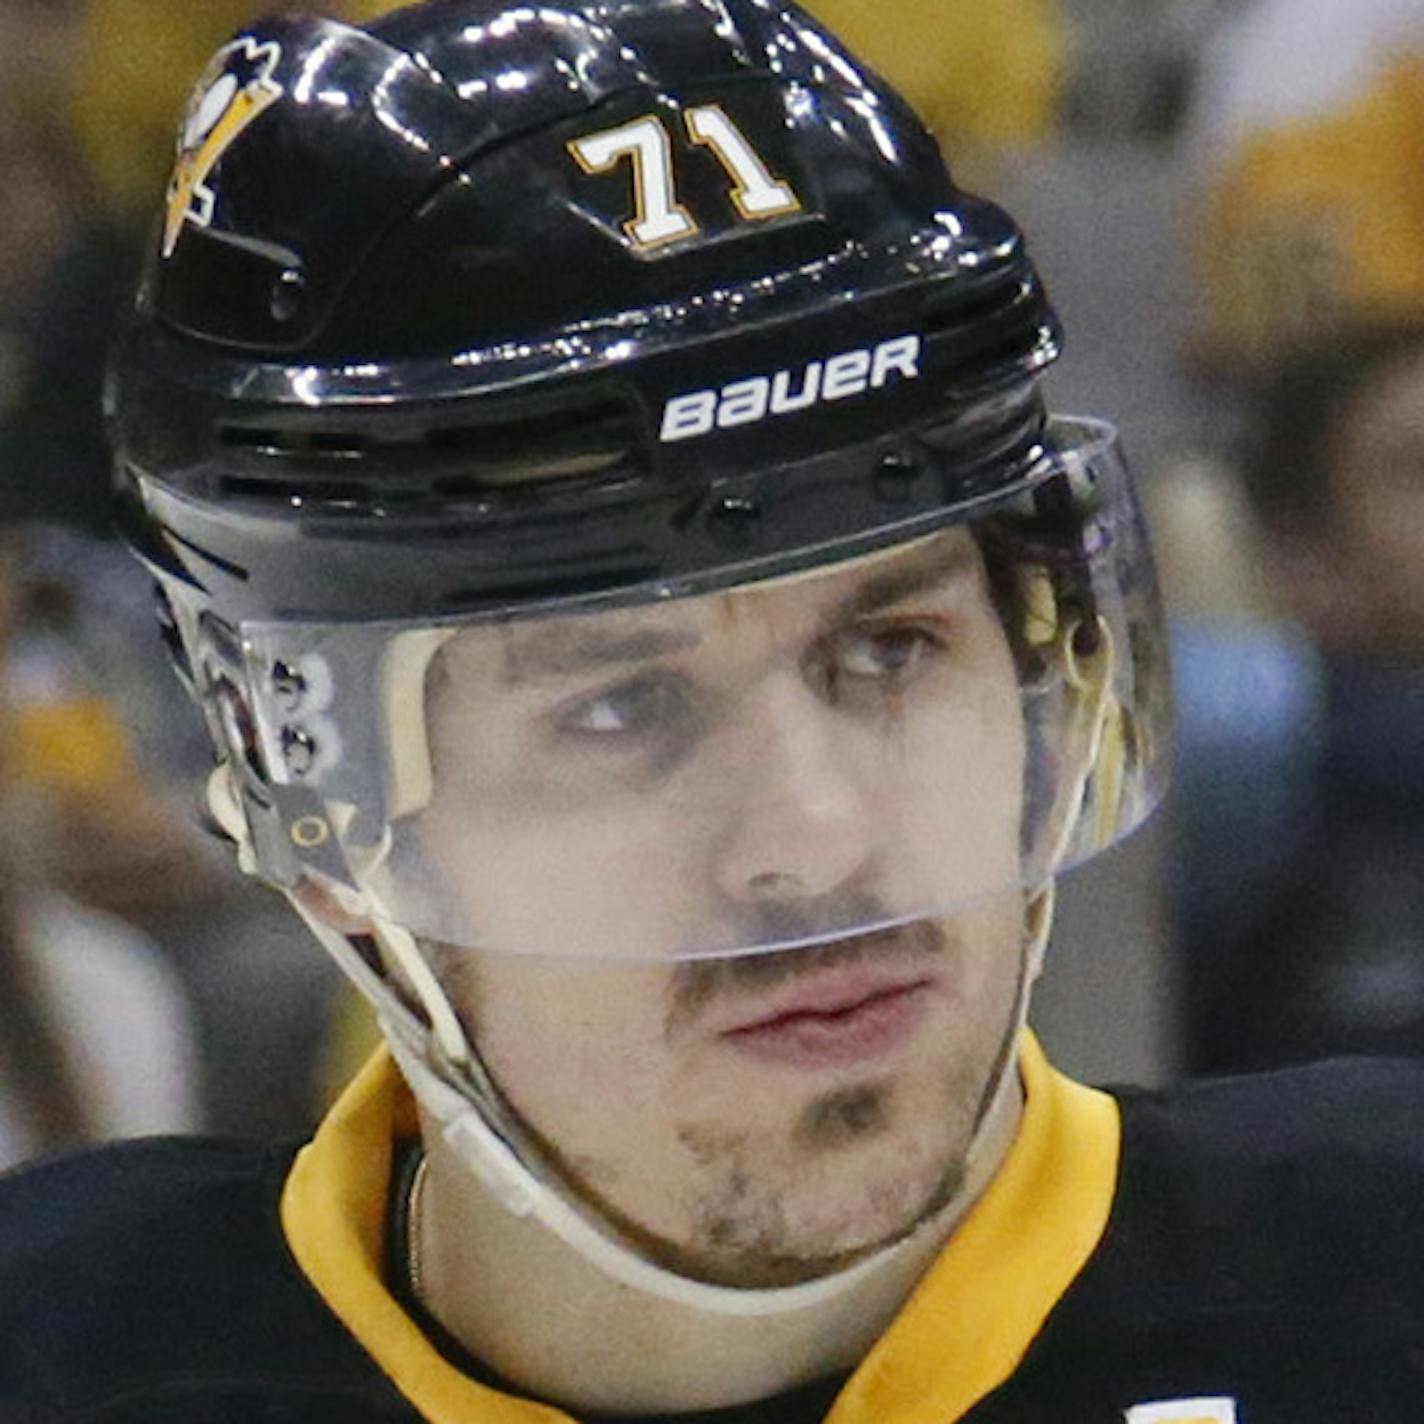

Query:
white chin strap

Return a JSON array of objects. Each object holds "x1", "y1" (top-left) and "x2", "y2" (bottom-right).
[
  {"x1": 285, "y1": 899, "x2": 945, "y2": 1314},
  {"x1": 283, "y1": 892, "x2": 1053, "y2": 1319}
]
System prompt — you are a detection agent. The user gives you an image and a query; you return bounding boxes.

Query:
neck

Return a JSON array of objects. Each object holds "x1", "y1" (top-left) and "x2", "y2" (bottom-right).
[{"x1": 409, "y1": 1066, "x2": 1025, "y2": 1416}]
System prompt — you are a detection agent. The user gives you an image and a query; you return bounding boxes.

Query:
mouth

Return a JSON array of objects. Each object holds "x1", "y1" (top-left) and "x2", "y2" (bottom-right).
[{"x1": 720, "y1": 972, "x2": 936, "y2": 1070}]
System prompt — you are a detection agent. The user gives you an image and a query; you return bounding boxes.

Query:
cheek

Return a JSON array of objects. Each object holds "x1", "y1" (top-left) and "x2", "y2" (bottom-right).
[
  {"x1": 423, "y1": 790, "x2": 706, "y2": 956},
  {"x1": 960, "y1": 895, "x2": 1030, "y2": 1011},
  {"x1": 458, "y1": 960, "x2": 678, "y2": 1132},
  {"x1": 887, "y1": 684, "x2": 1026, "y2": 878}
]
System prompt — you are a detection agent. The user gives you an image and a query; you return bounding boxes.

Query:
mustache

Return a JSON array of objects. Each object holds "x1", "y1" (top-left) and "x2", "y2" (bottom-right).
[{"x1": 666, "y1": 895, "x2": 949, "y2": 1037}]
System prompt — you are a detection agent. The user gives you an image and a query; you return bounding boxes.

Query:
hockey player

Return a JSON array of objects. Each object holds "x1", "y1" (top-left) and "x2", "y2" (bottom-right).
[{"x1": 2, "y1": 2, "x2": 1422, "y2": 1421}]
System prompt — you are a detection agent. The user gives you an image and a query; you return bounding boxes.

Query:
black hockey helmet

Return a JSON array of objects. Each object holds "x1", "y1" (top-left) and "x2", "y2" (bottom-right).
[
  {"x1": 108, "y1": 0, "x2": 1168, "y2": 961},
  {"x1": 110, "y1": 0, "x2": 1062, "y2": 624}
]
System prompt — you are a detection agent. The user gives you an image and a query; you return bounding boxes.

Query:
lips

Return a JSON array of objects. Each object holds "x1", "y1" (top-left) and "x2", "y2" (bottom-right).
[{"x1": 720, "y1": 973, "x2": 935, "y2": 1070}]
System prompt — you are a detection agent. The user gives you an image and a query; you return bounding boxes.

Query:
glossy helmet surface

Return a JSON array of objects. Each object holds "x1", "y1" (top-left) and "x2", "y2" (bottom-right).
[
  {"x1": 109, "y1": 0, "x2": 1170, "y2": 946},
  {"x1": 110, "y1": 0, "x2": 1060, "y2": 626}
]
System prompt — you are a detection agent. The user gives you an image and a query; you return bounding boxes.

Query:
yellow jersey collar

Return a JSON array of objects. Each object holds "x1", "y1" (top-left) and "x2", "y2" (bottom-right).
[{"x1": 281, "y1": 1033, "x2": 1119, "y2": 1423}]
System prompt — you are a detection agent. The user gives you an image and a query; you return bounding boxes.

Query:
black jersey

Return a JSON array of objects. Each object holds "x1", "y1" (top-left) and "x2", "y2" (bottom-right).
[{"x1": 3, "y1": 1039, "x2": 1424, "y2": 1423}]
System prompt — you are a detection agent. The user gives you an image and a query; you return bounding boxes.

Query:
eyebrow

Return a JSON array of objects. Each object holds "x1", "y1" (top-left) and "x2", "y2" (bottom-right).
[
  {"x1": 500, "y1": 624, "x2": 703, "y2": 682},
  {"x1": 825, "y1": 535, "x2": 980, "y2": 624},
  {"x1": 492, "y1": 534, "x2": 979, "y2": 684}
]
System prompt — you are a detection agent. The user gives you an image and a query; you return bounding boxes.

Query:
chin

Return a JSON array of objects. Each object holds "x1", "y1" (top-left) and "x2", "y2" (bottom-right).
[
  {"x1": 672, "y1": 1140, "x2": 967, "y2": 1289},
  {"x1": 795, "y1": 1143, "x2": 965, "y2": 1252}
]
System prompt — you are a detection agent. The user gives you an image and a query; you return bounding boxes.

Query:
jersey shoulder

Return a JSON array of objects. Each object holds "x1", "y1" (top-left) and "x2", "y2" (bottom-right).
[
  {"x1": 1112, "y1": 1063, "x2": 1423, "y2": 1365},
  {"x1": 970, "y1": 1059, "x2": 1424, "y2": 1419},
  {"x1": 1122, "y1": 1053, "x2": 1424, "y2": 1197},
  {"x1": 0, "y1": 1136, "x2": 414, "y2": 1424},
  {"x1": 1109, "y1": 1055, "x2": 1424, "y2": 1284}
]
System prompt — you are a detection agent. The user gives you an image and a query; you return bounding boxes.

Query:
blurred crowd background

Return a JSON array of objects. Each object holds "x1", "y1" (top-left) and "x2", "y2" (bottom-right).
[{"x1": 0, "y1": 0, "x2": 1421, "y2": 1168}]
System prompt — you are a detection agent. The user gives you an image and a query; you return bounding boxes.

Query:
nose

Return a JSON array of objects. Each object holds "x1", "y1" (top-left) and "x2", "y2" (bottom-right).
[{"x1": 710, "y1": 674, "x2": 877, "y2": 908}]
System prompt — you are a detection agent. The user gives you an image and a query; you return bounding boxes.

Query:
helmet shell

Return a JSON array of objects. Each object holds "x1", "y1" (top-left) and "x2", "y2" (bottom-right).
[{"x1": 111, "y1": 0, "x2": 1061, "y2": 620}]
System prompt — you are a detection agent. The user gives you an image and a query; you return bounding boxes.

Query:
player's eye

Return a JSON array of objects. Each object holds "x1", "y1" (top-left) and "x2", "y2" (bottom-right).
[
  {"x1": 808, "y1": 623, "x2": 944, "y2": 704},
  {"x1": 553, "y1": 671, "x2": 699, "y2": 743},
  {"x1": 833, "y1": 625, "x2": 937, "y2": 681}
]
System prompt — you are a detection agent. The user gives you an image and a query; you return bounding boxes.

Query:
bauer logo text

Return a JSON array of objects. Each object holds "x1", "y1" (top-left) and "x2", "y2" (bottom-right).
[{"x1": 659, "y1": 334, "x2": 922, "y2": 443}]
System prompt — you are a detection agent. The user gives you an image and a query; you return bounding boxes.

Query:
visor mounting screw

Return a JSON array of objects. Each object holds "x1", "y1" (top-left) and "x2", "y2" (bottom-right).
[
  {"x1": 271, "y1": 268, "x2": 306, "y2": 324},
  {"x1": 291, "y1": 815, "x2": 331, "y2": 849},
  {"x1": 281, "y1": 726, "x2": 317, "y2": 777},
  {"x1": 271, "y1": 662, "x2": 306, "y2": 712},
  {"x1": 708, "y1": 495, "x2": 760, "y2": 542},
  {"x1": 874, "y1": 451, "x2": 919, "y2": 503}
]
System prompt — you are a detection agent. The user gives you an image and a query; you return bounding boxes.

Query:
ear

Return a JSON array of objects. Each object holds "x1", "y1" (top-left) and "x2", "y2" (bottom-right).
[{"x1": 291, "y1": 876, "x2": 374, "y2": 937}]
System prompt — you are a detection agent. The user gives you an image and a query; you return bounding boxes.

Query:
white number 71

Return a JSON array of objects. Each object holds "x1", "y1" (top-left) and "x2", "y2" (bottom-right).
[{"x1": 568, "y1": 106, "x2": 801, "y2": 250}]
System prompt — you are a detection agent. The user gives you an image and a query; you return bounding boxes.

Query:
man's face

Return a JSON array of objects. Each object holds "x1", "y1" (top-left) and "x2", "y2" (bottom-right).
[{"x1": 416, "y1": 529, "x2": 1030, "y2": 1284}]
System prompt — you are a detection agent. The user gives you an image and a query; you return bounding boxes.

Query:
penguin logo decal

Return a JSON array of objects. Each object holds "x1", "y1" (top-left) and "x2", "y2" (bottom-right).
[{"x1": 163, "y1": 37, "x2": 283, "y2": 258}]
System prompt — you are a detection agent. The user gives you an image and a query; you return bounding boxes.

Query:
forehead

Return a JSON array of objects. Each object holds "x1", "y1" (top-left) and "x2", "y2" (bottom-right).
[{"x1": 438, "y1": 528, "x2": 989, "y2": 683}]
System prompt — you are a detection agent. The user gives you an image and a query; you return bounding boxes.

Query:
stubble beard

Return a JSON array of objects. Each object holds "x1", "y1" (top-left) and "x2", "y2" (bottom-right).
[
  {"x1": 451, "y1": 911, "x2": 1024, "y2": 1291},
  {"x1": 663, "y1": 1057, "x2": 985, "y2": 1289},
  {"x1": 642, "y1": 914, "x2": 1001, "y2": 1287},
  {"x1": 529, "y1": 1022, "x2": 996, "y2": 1289}
]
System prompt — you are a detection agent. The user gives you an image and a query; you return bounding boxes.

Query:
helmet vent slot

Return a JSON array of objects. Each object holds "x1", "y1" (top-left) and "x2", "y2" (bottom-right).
[
  {"x1": 218, "y1": 426, "x2": 367, "y2": 457},
  {"x1": 419, "y1": 398, "x2": 640, "y2": 487},
  {"x1": 922, "y1": 276, "x2": 1027, "y2": 336},
  {"x1": 217, "y1": 473, "x2": 370, "y2": 504},
  {"x1": 309, "y1": 432, "x2": 369, "y2": 455},
  {"x1": 220, "y1": 426, "x2": 285, "y2": 453},
  {"x1": 212, "y1": 393, "x2": 644, "y2": 508}
]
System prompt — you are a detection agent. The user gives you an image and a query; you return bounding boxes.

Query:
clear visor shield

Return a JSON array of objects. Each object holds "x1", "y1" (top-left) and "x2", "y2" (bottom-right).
[{"x1": 236, "y1": 418, "x2": 1171, "y2": 961}]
